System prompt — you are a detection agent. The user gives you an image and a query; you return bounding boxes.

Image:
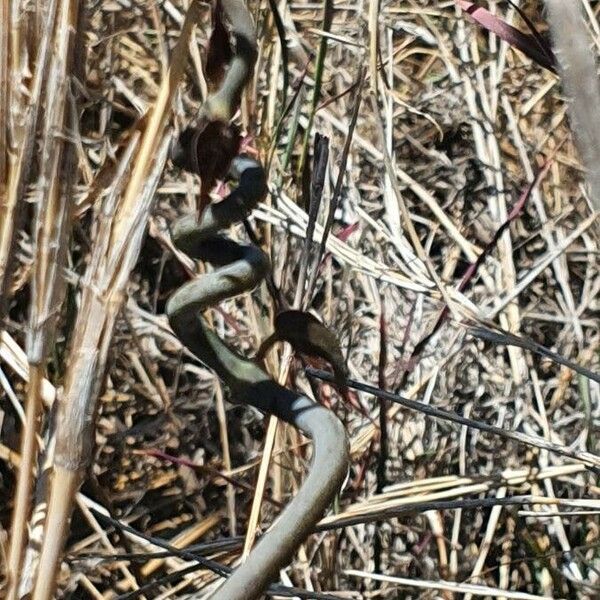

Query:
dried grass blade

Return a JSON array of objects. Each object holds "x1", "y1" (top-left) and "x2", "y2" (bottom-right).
[
  {"x1": 294, "y1": 133, "x2": 328, "y2": 309},
  {"x1": 318, "y1": 495, "x2": 588, "y2": 531}
]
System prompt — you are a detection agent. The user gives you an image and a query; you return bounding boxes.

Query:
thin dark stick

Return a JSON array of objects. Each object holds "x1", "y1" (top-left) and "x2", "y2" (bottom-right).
[
  {"x1": 305, "y1": 368, "x2": 600, "y2": 472},
  {"x1": 294, "y1": 133, "x2": 329, "y2": 309},
  {"x1": 316, "y1": 495, "x2": 563, "y2": 531},
  {"x1": 468, "y1": 325, "x2": 600, "y2": 384},
  {"x1": 305, "y1": 67, "x2": 364, "y2": 302},
  {"x1": 91, "y1": 508, "x2": 345, "y2": 600}
]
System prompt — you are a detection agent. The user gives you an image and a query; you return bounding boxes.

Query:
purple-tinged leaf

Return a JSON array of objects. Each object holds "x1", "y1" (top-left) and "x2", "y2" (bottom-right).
[{"x1": 455, "y1": 0, "x2": 556, "y2": 73}]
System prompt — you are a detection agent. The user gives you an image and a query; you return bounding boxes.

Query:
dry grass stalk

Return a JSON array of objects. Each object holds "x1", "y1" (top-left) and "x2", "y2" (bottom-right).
[
  {"x1": 0, "y1": 331, "x2": 55, "y2": 406},
  {"x1": 0, "y1": 1, "x2": 8, "y2": 188},
  {"x1": 6, "y1": 2, "x2": 80, "y2": 594},
  {"x1": 28, "y1": 3, "x2": 203, "y2": 597},
  {"x1": 345, "y1": 569, "x2": 555, "y2": 599},
  {"x1": 29, "y1": 138, "x2": 170, "y2": 599},
  {"x1": 0, "y1": 0, "x2": 57, "y2": 322}
]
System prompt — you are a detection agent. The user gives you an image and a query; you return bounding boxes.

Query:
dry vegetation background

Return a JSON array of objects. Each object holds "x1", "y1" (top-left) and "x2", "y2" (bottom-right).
[{"x1": 1, "y1": 0, "x2": 600, "y2": 598}]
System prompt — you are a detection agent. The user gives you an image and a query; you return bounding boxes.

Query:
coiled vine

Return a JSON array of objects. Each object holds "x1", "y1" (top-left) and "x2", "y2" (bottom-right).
[{"x1": 167, "y1": 1, "x2": 349, "y2": 598}]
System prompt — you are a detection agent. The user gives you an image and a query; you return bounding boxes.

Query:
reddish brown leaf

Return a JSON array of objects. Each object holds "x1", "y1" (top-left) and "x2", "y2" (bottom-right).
[
  {"x1": 206, "y1": 0, "x2": 233, "y2": 89},
  {"x1": 455, "y1": 0, "x2": 556, "y2": 73},
  {"x1": 171, "y1": 119, "x2": 241, "y2": 215},
  {"x1": 257, "y1": 309, "x2": 348, "y2": 386}
]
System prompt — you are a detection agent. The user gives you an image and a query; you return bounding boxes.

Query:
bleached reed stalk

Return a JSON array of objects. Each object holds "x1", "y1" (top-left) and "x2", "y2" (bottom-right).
[
  {"x1": 0, "y1": 0, "x2": 57, "y2": 321},
  {"x1": 29, "y1": 3, "x2": 203, "y2": 598},
  {"x1": 6, "y1": 2, "x2": 80, "y2": 595},
  {"x1": 546, "y1": 0, "x2": 600, "y2": 212},
  {"x1": 0, "y1": 1, "x2": 8, "y2": 189}
]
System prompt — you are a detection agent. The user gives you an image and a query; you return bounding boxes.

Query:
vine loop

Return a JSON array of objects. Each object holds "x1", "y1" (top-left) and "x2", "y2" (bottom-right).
[{"x1": 167, "y1": 2, "x2": 348, "y2": 598}]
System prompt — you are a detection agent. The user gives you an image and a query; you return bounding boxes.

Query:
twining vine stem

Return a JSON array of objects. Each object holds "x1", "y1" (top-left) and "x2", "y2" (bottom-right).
[{"x1": 167, "y1": 1, "x2": 349, "y2": 598}]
